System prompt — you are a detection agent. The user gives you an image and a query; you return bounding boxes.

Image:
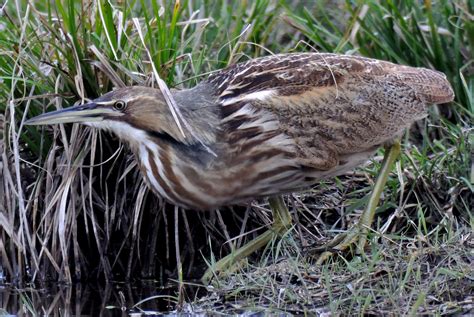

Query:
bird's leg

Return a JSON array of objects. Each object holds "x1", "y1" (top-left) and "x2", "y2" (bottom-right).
[
  {"x1": 269, "y1": 195, "x2": 293, "y2": 232},
  {"x1": 314, "y1": 140, "x2": 401, "y2": 263},
  {"x1": 201, "y1": 196, "x2": 292, "y2": 284}
]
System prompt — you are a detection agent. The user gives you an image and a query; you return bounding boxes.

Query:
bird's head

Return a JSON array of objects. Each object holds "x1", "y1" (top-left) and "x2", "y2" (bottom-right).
[{"x1": 26, "y1": 86, "x2": 188, "y2": 146}]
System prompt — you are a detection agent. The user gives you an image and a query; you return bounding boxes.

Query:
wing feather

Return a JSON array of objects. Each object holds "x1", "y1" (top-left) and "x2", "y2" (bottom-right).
[{"x1": 207, "y1": 53, "x2": 453, "y2": 171}]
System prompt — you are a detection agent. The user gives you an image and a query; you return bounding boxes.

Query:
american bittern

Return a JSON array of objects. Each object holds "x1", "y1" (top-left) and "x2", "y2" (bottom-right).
[{"x1": 26, "y1": 53, "x2": 454, "y2": 282}]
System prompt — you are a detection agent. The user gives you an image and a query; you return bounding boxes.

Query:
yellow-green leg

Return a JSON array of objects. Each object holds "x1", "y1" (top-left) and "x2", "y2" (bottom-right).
[
  {"x1": 201, "y1": 196, "x2": 292, "y2": 284},
  {"x1": 315, "y1": 140, "x2": 401, "y2": 263}
]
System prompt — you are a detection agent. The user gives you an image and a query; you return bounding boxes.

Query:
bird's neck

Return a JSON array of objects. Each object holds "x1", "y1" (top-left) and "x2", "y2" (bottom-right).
[
  {"x1": 128, "y1": 84, "x2": 224, "y2": 209},
  {"x1": 119, "y1": 83, "x2": 219, "y2": 154},
  {"x1": 170, "y1": 83, "x2": 220, "y2": 145}
]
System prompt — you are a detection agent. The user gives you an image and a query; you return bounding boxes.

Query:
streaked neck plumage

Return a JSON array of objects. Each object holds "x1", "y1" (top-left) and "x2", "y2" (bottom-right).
[{"x1": 120, "y1": 84, "x2": 302, "y2": 210}]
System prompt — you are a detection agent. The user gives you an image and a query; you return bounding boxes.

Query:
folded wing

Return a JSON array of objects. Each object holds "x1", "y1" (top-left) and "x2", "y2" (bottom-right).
[{"x1": 207, "y1": 53, "x2": 454, "y2": 171}]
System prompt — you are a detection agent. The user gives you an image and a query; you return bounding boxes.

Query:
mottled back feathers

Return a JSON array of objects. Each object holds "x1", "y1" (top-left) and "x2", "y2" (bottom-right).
[
  {"x1": 204, "y1": 53, "x2": 454, "y2": 173},
  {"x1": 208, "y1": 53, "x2": 453, "y2": 104}
]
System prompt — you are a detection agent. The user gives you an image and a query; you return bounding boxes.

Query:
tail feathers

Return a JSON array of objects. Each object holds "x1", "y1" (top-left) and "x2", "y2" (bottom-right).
[{"x1": 389, "y1": 67, "x2": 454, "y2": 104}]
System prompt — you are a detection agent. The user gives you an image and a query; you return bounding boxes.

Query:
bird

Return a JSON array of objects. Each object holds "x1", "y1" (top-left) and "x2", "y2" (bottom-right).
[{"x1": 25, "y1": 52, "x2": 454, "y2": 282}]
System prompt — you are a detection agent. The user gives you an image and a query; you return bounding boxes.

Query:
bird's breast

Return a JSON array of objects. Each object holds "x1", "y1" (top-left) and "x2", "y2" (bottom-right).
[{"x1": 135, "y1": 133, "x2": 309, "y2": 210}]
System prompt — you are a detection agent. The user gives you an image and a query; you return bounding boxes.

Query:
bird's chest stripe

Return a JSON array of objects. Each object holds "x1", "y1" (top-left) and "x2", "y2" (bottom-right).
[
  {"x1": 139, "y1": 145, "x2": 174, "y2": 203},
  {"x1": 139, "y1": 144, "x2": 216, "y2": 209}
]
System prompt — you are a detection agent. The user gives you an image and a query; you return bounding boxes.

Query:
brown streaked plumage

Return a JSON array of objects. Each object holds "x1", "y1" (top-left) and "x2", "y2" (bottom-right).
[
  {"x1": 26, "y1": 53, "x2": 453, "y2": 209},
  {"x1": 25, "y1": 53, "x2": 454, "y2": 278}
]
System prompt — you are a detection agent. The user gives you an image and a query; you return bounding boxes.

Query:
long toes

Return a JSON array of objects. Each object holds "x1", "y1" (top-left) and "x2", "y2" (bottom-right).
[{"x1": 305, "y1": 229, "x2": 366, "y2": 264}]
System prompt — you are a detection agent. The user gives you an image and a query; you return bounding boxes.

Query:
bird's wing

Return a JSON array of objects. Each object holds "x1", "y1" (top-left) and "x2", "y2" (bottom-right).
[{"x1": 207, "y1": 53, "x2": 453, "y2": 170}]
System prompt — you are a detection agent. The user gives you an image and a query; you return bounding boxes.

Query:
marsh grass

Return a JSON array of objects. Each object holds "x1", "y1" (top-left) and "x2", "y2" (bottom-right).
[{"x1": 0, "y1": 0, "x2": 472, "y2": 315}]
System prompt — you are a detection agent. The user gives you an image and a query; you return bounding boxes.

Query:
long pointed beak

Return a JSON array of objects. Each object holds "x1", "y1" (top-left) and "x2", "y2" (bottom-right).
[{"x1": 25, "y1": 103, "x2": 118, "y2": 126}]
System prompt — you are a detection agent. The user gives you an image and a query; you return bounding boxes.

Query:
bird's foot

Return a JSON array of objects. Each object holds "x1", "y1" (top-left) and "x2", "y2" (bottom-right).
[
  {"x1": 201, "y1": 229, "x2": 278, "y2": 284},
  {"x1": 308, "y1": 225, "x2": 369, "y2": 264},
  {"x1": 201, "y1": 196, "x2": 292, "y2": 284}
]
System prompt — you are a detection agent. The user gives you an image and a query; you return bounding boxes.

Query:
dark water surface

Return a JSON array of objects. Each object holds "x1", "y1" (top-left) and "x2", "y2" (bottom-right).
[{"x1": 1, "y1": 281, "x2": 208, "y2": 316}]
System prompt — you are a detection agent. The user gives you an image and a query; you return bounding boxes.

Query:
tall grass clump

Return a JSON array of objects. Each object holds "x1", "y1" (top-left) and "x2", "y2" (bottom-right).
[
  {"x1": 0, "y1": 2, "x2": 471, "y2": 310},
  {"x1": 0, "y1": 0, "x2": 295, "y2": 285}
]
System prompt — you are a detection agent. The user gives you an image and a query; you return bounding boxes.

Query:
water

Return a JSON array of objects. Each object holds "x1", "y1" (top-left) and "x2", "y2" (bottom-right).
[{"x1": 1, "y1": 281, "x2": 205, "y2": 316}]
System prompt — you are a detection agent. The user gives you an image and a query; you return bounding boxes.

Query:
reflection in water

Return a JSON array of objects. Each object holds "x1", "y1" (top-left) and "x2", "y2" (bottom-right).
[{"x1": 1, "y1": 281, "x2": 209, "y2": 316}]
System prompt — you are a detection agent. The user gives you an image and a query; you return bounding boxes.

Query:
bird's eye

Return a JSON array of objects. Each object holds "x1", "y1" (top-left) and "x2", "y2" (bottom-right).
[{"x1": 114, "y1": 100, "x2": 127, "y2": 111}]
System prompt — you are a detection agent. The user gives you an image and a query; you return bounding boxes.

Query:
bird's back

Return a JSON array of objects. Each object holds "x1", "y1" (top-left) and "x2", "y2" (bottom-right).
[{"x1": 206, "y1": 53, "x2": 453, "y2": 171}]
